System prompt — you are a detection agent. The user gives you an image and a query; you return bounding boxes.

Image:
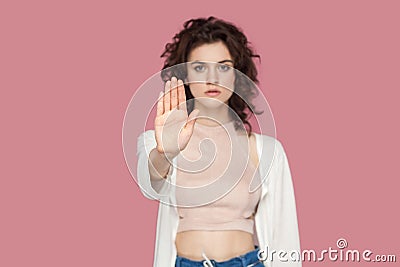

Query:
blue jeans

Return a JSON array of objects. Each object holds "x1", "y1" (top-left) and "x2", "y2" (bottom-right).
[{"x1": 175, "y1": 247, "x2": 264, "y2": 267}]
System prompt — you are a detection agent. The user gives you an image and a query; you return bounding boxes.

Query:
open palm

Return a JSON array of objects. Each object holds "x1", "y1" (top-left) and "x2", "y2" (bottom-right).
[{"x1": 154, "y1": 77, "x2": 199, "y2": 159}]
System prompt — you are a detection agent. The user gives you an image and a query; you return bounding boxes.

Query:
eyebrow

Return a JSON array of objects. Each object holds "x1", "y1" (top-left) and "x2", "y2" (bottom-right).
[{"x1": 191, "y1": 60, "x2": 234, "y2": 65}]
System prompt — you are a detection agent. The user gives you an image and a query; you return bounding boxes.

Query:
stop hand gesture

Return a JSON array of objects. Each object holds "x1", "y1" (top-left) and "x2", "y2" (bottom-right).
[{"x1": 155, "y1": 77, "x2": 199, "y2": 159}]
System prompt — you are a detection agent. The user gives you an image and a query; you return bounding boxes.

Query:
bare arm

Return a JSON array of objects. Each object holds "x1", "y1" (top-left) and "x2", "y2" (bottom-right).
[
  {"x1": 148, "y1": 148, "x2": 172, "y2": 181},
  {"x1": 147, "y1": 76, "x2": 199, "y2": 183}
]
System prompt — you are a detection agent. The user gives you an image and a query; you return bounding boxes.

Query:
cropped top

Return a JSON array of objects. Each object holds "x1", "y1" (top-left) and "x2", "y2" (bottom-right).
[{"x1": 175, "y1": 120, "x2": 262, "y2": 234}]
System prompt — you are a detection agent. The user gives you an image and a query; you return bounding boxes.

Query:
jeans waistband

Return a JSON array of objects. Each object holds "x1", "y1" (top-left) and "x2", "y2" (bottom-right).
[{"x1": 175, "y1": 247, "x2": 263, "y2": 267}]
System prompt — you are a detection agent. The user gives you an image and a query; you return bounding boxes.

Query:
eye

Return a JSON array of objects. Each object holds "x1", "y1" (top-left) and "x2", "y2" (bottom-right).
[
  {"x1": 193, "y1": 65, "x2": 206, "y2": 72},
  {"x1": 218, "y1": 64, "x2": 231, "y2": 72}
]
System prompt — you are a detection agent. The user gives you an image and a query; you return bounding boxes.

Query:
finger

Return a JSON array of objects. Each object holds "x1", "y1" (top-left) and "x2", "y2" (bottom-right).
[
  {"x1": 171, "y1": 77, "x2": 178, "y2": 109},
  {"x1": 177, "y1": 79, "x2": 187, "y2": 113},
  {"x1": 164, "y1": 80, "x2": 171, "y2": 112},
  {"x1": 156, "y1": 91, "x2": 164, "y2": 116}
]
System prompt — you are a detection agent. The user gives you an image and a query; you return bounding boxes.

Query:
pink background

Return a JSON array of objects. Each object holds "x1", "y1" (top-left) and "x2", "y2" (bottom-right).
[{"x1": 1, "y1": 0, "x2": 399, "y2": 266}]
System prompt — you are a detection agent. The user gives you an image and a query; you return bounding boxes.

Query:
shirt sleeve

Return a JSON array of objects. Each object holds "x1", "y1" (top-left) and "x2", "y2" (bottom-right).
[
  {"x1": 267, "y1": 140, "x2": 302, "y2": 266},
  {"x1": 136, "y1": 130, "x2": 174, "y2": 200}
]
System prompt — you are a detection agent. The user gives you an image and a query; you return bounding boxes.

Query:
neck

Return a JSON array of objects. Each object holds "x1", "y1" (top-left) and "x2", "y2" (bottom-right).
[{"x1": 193, "y1": 101, "x2": 232, "y2": 127}]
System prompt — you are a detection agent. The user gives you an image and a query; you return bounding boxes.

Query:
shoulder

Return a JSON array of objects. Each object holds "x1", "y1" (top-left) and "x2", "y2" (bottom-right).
[
  {"x1": 137, "y1": 129, "x2": 157, "y2": 151},
  {"x1": 252, "y1": 132, "x2": 285, "y2": 152},
  {"x1": 252, "y1": 132, "x2": 286, "y2": 163},
  {"x1": 138, "y1": 129, "x2": 156, "y2": 141}
]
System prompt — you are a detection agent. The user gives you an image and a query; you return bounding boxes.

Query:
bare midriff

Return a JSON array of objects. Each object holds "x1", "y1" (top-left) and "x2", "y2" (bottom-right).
[
  {"x1": 175, "y1": 122, "x2": 260, "y2": 262},
  {"x1": 175, "y1": 230, "x2": 255, "y2": 261}
]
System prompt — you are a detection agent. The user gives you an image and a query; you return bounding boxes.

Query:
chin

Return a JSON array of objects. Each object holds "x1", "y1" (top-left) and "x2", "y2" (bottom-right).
[{"x1": 195, "y1": 97, "x2": 230, "y2": 110}]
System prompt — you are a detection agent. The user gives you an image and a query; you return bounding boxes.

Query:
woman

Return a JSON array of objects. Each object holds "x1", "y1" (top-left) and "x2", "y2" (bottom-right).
[{"x1": 137, "y1": 17, "x2": 301, "y2": 267}]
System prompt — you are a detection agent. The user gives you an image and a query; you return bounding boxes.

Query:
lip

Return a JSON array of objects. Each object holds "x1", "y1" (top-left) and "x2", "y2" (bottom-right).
[{"x1": 205, "y1": 89, "x2": 221, "y2": 97}]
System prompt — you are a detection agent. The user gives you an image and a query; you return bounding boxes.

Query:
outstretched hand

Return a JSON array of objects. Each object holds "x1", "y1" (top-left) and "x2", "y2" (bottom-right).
[{"x1": 154, "y1": 77, "x2": 199, "y2": 159}]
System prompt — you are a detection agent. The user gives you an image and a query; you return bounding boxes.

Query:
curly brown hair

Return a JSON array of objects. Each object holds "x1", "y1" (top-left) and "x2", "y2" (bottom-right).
[{"x1": 160, "y1": 16, "x2": 262, "y2": 134}]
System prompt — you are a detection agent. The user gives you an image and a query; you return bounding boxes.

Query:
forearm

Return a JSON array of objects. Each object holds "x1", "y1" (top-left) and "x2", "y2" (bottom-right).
[{"x1": 148, "y1": 148, "x2": 172, "y2": 181}]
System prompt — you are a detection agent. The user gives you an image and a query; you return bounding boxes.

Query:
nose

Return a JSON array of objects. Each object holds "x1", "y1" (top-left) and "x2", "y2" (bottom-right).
[{"x1": 206, "y1": 65, "x2": 219, "y2": 84}]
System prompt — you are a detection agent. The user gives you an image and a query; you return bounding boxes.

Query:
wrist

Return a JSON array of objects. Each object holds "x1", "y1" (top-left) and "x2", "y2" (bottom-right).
[{"x1": 156, "y1": 146, "x2": 179, "y2": 160}]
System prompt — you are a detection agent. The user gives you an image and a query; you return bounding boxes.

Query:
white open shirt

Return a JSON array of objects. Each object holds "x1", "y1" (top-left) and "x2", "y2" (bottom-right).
[{"x1": 137, "y1": 130, "x2": 302, "y2": 267}]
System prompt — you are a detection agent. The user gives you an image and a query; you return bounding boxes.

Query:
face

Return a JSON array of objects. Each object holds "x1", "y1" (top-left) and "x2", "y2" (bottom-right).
[{"x1": 186, "y1": 41, "x2": 235, "y2": 109}]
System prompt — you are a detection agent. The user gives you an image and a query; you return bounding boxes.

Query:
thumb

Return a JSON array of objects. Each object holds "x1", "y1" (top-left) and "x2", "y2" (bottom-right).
[{"x1": 185, "y1": 109, "x2": 199, "y2": 130}]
